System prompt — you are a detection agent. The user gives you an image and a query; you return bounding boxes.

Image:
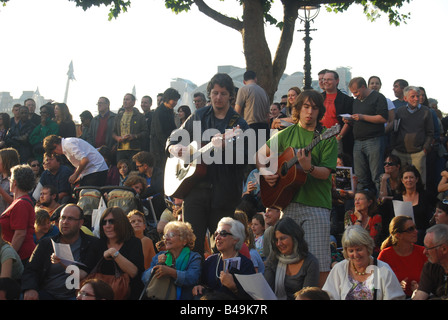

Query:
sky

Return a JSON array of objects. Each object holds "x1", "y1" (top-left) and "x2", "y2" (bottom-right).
[{"x1": 0, "y1": 0, "x2": 447, "y2": 122}]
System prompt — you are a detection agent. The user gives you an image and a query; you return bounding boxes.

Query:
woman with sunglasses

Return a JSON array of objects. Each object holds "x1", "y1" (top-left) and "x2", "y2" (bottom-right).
[
  {"x1": 96, "y1": 207, "x2": 145, "y2": 299},
  {"x1": 192, "y1": 217, "x2": 255, "y2": 299},
  {"x1": 377, "y1": 215, "x2": 427, "y2": 298},
  {"x1": 264, "y1": 217, "x2": 319, "y2": 300},
  {"x1": 141, "y1": 220, "x2": 201, "y2": 300},
  {"x1": 378, "y1": 155, "x2": 401, "y2": 239}
]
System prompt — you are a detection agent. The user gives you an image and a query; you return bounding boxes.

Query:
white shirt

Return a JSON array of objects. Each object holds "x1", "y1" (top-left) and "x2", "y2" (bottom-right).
[{"x1": 61, "y1": 138, "x2": 108, "y2": 179}]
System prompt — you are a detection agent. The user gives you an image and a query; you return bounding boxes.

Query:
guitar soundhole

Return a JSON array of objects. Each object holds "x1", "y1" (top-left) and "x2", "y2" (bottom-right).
[{"x1": 280, "y1": 163, "x2": 288, "y2": 176}]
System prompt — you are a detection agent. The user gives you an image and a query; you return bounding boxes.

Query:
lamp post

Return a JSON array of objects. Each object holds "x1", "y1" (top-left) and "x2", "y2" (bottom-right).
[{"x1": 298, "y1": 5, "x2": 320, "y2": 90}]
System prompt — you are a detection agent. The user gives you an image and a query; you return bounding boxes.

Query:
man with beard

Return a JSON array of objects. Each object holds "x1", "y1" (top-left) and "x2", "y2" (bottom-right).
[{"x1": 35, "y1": 185, "x2": 60, "y2": 216}]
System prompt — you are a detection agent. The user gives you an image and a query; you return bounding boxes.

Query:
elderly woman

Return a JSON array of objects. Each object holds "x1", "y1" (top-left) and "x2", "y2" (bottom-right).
[
  {"x1": 378, "y1": 216, "x2": 427, "y2": 298},
  {"x1": 344, "y1": 189, "x2": 382, "y2": 255},
  {"x1": 192, "y1": 217, "x2": 256, "y2": 299},
  {"x1": 142, "y1": 221, "x2": 201, "y2": 300},
  {"x1": 0, "y1": 164, "x2": 36, "y2": 265},
  {"x1": 323, "y1": 225, "x2": 405, "y2": 300},
  {"x1": 264, "y1": 217, "x2": 319, "y2": 300},
  {"x1": 97, "y1": 207, "x2": 145, "y2": 300}
]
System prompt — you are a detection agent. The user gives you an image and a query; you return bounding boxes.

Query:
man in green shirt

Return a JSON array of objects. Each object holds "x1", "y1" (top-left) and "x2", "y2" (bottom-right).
[{"x1": 256, "y1": 90, "x2": 338, "y2": 287}]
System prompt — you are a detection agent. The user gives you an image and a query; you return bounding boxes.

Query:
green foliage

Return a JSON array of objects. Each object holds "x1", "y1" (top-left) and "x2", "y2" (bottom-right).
[{"x1": 327, "y1": 0, "x2": 411, "y2": 26}]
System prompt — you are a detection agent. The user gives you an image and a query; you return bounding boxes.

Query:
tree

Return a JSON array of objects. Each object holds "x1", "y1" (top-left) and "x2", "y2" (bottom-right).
[{"x1": 1, "y1": 0, "x2": 412, "y2": 100}]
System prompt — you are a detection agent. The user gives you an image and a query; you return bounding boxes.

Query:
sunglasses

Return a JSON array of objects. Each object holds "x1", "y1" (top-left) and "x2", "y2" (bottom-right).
[
  {"x1": 400, "y1": 226, "x2": 416, "y2": 233},
  {"x1": 214, "y1": 230, "x2": 233, "y2": 238},
  {"x1": 101, "y1": 218, "x2": 115, "y2": 226},
  {"x1": 384, "y1": 162, "x2": 397, "y2": 167}
]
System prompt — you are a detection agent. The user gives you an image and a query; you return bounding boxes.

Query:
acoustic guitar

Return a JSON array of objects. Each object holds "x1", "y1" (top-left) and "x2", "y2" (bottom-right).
[
  {"x1": 260, "y1": 123, "x2": 340, "y2": 209},
  {"x1": 164, "y1": 127, "x2": 242, "y2": 199}
]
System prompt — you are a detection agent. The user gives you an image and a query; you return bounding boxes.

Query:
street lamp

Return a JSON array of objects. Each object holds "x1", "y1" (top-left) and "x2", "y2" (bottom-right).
[{"x1": 298, "y1": 5, "x2": 320, "y2": 90}]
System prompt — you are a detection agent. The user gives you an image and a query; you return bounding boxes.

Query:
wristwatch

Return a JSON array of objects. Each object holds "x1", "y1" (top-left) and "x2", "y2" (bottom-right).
[{"x1": 113, "y1": 250, "x2": 120, "y2": 259}]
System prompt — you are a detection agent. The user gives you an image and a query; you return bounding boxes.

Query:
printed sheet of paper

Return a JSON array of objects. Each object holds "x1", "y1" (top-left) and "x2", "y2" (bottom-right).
[
  {"x1": 234, "y1": 273, "x2": 278, "y2": 300},
  {"x1": 51, "y1": 239, "x2": 86, "y2": 267}
]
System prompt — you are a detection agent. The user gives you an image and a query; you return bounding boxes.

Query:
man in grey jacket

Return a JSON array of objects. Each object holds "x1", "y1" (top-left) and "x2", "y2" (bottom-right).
[{"x1": 392, "y1": 85, "x2": 434, "y2": 185}]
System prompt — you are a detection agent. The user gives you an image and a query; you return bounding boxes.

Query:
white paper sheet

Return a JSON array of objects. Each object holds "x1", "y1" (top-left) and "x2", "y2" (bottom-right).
[{"x1": 234, "y1": 273, "x2": 278, "y2": 300}]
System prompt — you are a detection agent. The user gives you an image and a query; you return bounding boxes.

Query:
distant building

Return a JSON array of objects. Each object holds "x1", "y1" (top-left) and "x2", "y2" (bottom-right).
[
  {"x1": 169, "y1": 65, "x2": 353, "y2": 107},
  {"x1": 0, "y1": 88, "x2": 50, "y2": 115}
]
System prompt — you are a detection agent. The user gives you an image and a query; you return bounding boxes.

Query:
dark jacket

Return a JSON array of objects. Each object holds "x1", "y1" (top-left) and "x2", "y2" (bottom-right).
[
  {"x1": 86, "y1": 111, "x2": 117, "y2": 149},
  {"x1": 322, "y1": 89, "x2": 354, "y2": 155},
  {"x1": 5, "y1": 119, "x2": 34, "y2": 163},
  {"x1": 113, "y1": 108, "x2": 148, "y2": 151},
  {"x1": 167, "y1": 105, "x2": 249, "y2": 209},
  {"x1": 21, "y1": 231, "x2": 101, "y2": 293},
  {"x1": 150, "y1": 104, "x2": 177, "y2": 168}
]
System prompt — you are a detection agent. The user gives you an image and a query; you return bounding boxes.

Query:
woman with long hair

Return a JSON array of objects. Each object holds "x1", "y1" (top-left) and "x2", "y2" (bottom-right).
[
  {"x1": 378, "y1": 215, "x2": 427, "y2": 298},
  {"x1": 393, "y1": 165, "x2": 435, "y2": 245},
  {"x1": 54, "y1": 103, "x2": 76, "y2": 138}
]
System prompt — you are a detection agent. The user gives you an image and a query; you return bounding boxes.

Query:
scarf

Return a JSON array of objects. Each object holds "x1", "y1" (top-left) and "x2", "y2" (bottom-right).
[
  {"x1": 274, "y1": 241, "x2": 301, "y2": 300},
  {"x1": 165, "y1": 247, "x2": 190, "y2": 300}
]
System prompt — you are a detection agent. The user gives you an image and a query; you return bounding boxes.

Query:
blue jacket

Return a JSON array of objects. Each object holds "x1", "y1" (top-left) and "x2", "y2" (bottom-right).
[{"x1": 142, "y1": 250, "x2": 202, "y2": 300}]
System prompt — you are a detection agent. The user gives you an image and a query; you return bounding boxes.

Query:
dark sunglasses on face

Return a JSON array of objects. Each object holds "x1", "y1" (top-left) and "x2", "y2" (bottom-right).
[
  {"x1": 101, "y1": 218, "x2": 115, "y2": 226},
  {"x1": 401, "y1": 226, "x2": 416, "y2": 233},
  {"x1": 384, "y1": 162, "x2": 397, "y2": 167},
  {"x1": 214, "y1": 230, "x2": 233, "y2": 238}
]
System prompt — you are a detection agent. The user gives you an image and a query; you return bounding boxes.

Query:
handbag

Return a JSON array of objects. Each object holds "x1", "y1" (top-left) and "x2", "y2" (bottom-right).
[
  {"x1": 83, "y1": 258, "x2": 131, "y2": 300},
  {"x1": 144, "y1": 266, "x2": 177, "y2": 300}
]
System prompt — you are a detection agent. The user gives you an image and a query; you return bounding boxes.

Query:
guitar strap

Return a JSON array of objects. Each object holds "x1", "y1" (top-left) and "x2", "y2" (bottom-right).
[{"x1": 227, "y1": 113, "x2": 240, "y2": 129}]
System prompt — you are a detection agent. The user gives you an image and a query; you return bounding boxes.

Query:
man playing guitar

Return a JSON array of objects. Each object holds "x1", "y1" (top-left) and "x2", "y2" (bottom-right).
[
  {"x1": 256, "y1": 90, "x2": 338, "y2": 287},
  {"x1": 167, "y1": 73, "x2": 249, "y2": 256}
]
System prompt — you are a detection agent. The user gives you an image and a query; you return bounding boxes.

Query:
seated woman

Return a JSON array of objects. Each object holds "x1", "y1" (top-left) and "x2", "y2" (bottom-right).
[
  {"x1": 264, "y1": 217, "x2": 319, "y2": 300},
  {"x1": 251, "y1": 213, "x2": 266, "y2": 260},
  {"x1": 192, "y1": 217, "x2": 255, "y2": 300},
  {"x1": 127, "y1": 210, "x2": 156, "y2": 270},
  {"x1": 378, "y1": 215, "x2": 427, "y2": 298},
  {"x1": 344, "y1": 189, "x2": 382, "y2": 255},
  {"x1": 97, "y1": 207, "x2": 145, "y2": 300},
  {"x1": 323, "y1": 225, "x2": 405, "y2": 300},
  {"x1": 142, "y1": 221, "x2": 201, "y2": 300},
  {"x1": 433, "y1": 200, "x2": 448, "y2": 225},
  {"x1": 393, "y1": 165, "x2": 435, "y2": 245},
  {"x1": 378, "y1": 154, "x2": 401, "y2": 236}
]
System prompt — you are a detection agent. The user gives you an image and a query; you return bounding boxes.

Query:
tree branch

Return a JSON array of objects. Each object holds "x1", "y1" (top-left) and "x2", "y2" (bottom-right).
[{"x1": 194, "y1": 0, "x2": 243, "y2": 32}]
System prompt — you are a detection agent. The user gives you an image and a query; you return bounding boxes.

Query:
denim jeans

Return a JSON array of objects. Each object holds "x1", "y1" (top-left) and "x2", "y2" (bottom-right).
[{"x1": 353, "y1": 136, "x2": 385, "y2": 195}]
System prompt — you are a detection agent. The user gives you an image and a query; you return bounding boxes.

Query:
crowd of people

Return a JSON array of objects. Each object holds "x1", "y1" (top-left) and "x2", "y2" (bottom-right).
[{"x1": 0, "y1": 69, "x2": 447, "y2": 302}]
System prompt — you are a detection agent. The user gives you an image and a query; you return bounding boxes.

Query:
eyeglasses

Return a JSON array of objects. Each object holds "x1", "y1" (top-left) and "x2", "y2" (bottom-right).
[
  {"x1": 214, "y1": 230, "x2": 233, "y2": 238},
  {"x1": 60, "y1": 216, "x2": 82, "y2": 222},
  {"x1": 163, "y1": 231, "x2": 179, "y2": 240},
  {"x1": 101, "y1": 218, "x2": 115, "y2": 226},
  {"x1": 280, "y1": 102, "x2": 286, "y2": 106},
  {"x1": 424, "y1": 244, "x2": 443, "y2": 251},
  {"x1": 400, "y1": 226, "x2": 416, "y2": 233},
  {"x1": 77, "y1": 291, "x2": 96, "y2": 298},
  {"x1": 135, "y1": 164, "x2": 144, "y2": 168},
  {"x1": 31, "y1": 164, "x2": 39, "y2": 168},
  {"x1": 384, "y1": 162, "x2": 397, "y2": 167}
]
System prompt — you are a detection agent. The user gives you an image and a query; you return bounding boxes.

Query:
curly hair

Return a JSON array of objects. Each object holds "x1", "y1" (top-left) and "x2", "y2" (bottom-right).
[
  {"x1": 11, "y1": 164, "x2": 35, "y2": 192},
  {"x1": 164, "y1": 220, "x2": 196, "y2": 250}
]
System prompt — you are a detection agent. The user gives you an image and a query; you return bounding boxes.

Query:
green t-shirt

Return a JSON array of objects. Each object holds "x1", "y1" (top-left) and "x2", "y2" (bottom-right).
[{"x1": 266, "y1": 124, "x2": 337, "y2": 209}]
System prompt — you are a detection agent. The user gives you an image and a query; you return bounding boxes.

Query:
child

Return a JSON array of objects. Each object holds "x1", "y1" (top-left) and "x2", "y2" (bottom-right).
[
  {"x1": 33, "y1": 209, "x2": 59, "y2": 244},
  {"x1": 117, "y1": 159, "x2": 131, "y2": 186}
]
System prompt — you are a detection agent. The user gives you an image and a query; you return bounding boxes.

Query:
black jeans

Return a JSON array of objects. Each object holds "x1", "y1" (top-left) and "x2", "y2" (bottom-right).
[
  {"x1": 80, "y1": 170, "x2": 108, "y2": 187},
  {"x1": 183, "y1": 186, "x2": 235, "y2": 256}
]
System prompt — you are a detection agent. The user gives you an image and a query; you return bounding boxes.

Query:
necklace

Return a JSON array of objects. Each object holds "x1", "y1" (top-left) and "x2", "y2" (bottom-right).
[{"x1": 352, "y1": 262, "x2": 368, "y2": 275}]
